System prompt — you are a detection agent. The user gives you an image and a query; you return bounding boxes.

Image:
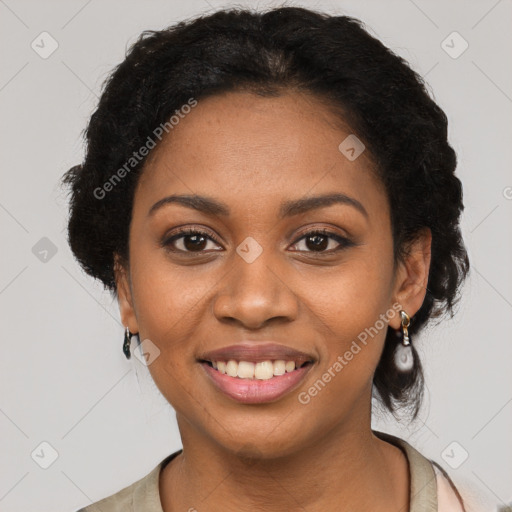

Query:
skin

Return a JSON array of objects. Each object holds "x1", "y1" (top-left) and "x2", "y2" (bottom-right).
[{"x1": 115, "y1": 90, "x2": 432, "y2": 512}]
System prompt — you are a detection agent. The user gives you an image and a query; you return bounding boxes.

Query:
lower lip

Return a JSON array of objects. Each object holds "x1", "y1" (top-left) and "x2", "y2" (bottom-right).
[{"x1": 200, "y1": 362, "x2": 313, "y2": 404}]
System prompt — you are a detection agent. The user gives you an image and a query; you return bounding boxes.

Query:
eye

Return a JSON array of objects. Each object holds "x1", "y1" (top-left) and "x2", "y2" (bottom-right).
[
  {"x1": 162, "y1": 227, "x2": 354, "y2": 255},
  {"x1": 162, "y1": 228, "x2": 223, "y2": 253},
  {"x1": 290, "y1": 228, "x2": 353, "y2": 253}
]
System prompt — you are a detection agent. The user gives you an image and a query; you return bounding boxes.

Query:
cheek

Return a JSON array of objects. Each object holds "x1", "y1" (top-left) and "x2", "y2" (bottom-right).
[
  {"x1": 129, "y1": 257, "x2": 203, "y2": 405},
  {"x1": 129, "y1": 249, "x2": 213, "y2": 346},
  {"x1": 295, "y1": 249, "x2": 394, "y2": 382},
  {"x1": 302, "y1": 252, "x2": 393, "y2": 334}
]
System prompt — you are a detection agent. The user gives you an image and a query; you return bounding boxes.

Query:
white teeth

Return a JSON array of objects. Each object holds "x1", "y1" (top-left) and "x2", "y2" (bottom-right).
[
  {"x1": 273, "y1": 360, "x2": 286, "y2": 375},
  {"x1": 285, "y1": 360, "x2": 296, "y2": 373},
  {"x1": 254, "y1": 361, "x2": 274, "y2": 380},
  {"x1": 237, "y1": 361, "x2": 255, "y2": 379},
  {"x1": 209, "y1": 359, "x2": 305, "y2": 379},
  {"x1": 226, "y1": 360, "x2": 238, "y2": 377}
]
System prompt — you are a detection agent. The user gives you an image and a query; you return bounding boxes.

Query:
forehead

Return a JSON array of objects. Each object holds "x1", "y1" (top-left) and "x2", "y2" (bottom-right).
[{"x1": 134, "y1": 90, "x2": 387, "y2": 220}]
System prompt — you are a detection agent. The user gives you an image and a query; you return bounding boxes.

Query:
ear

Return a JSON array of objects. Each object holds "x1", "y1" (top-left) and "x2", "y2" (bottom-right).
[
  {"x1": 389, "y1": 228, "x2": 432, "y2": 330},
  {"x1": 114, "y1": 253, "x2": 139, "y2": 334}
]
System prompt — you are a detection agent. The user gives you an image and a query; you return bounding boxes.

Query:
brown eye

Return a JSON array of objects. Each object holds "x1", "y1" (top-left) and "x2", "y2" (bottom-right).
[
  {"x1": 304, "y1": 233, "x2": 330, "y2": 251},
  {"x1": 291, "y1": 229, "x2": 353, "y2": 253},
  {"x1": 180, "y1": 233, "x2": 208, "y2": 252},
  {"x1": 163, "y1": 228, "x2": 223, "y2": 253}
]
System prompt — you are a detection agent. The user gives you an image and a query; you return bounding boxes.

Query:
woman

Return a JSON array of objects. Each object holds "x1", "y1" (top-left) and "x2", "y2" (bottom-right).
[{"x1": 63, "y1": 6, "x2": 471, "y2": 511}]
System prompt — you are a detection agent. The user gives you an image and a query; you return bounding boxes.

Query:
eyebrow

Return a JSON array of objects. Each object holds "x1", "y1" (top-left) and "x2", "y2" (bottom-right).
[{"x1": 148, "y1": 193, "x2": 368, "y2": 220}]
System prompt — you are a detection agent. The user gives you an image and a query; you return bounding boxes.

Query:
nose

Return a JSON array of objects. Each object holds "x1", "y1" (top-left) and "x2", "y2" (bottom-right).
[{"x1": 212, "y1": 249, "x2": 299, "y2": 330}]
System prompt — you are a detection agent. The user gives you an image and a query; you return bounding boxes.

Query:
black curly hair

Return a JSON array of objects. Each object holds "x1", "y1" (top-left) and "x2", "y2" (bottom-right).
[{"x1": 61, "y1": 6, "x2": 470, "y2": 420}]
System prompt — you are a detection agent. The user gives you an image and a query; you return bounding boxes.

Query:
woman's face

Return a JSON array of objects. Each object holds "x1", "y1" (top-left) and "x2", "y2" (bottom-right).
[{"x1": 116, "y1": 90, "x2": 430, "y2": 458}]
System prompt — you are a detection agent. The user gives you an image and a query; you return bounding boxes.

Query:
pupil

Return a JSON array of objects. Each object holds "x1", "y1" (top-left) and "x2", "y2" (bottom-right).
[
  {"x1": 307, "y1": 234, "x2": 327, "y2": 251},
  {"x1": 184, "y1": 234, "x2": 207, "y2": 251}
]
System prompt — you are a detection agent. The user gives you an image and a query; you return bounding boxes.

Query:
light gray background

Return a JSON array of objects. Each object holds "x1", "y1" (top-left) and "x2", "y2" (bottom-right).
[{"x1": 1, "y1": 0, "x2": 511, "y2": 511}]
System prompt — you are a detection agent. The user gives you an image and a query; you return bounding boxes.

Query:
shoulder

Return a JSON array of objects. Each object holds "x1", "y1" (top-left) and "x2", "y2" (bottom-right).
[
  {"x1": 74, "y1": 451, "x2": 181, "y2": 512},
  {"x1": 75, "y1": 465, "x2": 160, "y2": 512},
  {"x1": 373, "y1": 430, "x2": 466, "y2": 512},
  {"x1": 399, "y1": 438, "x2": 467, "y2": 512},
  {"x1": 432, "y1": 462, "x2": 466, "y2": 512},
  {"x1": 75, "y1": 477, "x2": 139, "y2": 512}
]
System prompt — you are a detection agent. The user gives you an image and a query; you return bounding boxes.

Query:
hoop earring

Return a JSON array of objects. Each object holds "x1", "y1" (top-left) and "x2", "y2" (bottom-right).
[
  {"x1": 123, "y1": 327, "x2": 133, "y2": 360},
  {"x1": 394, "y1": 310, "x2": 414, "y2": 372}
]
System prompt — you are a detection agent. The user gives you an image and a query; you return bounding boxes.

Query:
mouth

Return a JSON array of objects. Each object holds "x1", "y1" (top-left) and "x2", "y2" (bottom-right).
[
  {"x1": 201, "y1": 358, "x2": 312, "y2": 379},
  {"x1": 197, "y1": 343, "x2": 315, "y2": 404}
]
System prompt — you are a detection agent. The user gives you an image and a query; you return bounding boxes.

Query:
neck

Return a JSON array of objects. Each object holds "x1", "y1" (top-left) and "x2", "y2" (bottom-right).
[{"x1": 160, "y1": 414, "x2": 409, "y2": 512}]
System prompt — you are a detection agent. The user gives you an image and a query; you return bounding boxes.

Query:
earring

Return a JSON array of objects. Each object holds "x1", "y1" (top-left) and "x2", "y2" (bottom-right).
[
  {"x1": 394, "y1": 310, "x2": 414, "y2": 372},
  {"x1": 123, "y1": 327, "x2": 133, "y2": 360}
]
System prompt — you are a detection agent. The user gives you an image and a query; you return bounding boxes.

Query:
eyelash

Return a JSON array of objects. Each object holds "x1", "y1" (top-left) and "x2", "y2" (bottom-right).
[{"x1": 162, "y1": 227, "x2": 353, "y2": 255}]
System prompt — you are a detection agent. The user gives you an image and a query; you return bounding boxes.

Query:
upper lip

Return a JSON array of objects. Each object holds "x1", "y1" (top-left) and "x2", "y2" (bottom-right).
[{"x1": 198, "y1": 342, "x2": 315, "y2": 364}]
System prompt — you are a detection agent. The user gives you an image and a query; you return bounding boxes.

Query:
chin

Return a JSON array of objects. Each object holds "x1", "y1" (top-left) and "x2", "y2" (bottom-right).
[{"x1": 209, "y1": 419, "x2": 315, "y2": 461}]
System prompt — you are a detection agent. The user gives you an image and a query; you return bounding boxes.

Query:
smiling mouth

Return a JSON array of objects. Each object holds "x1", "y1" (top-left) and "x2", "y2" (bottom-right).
[{"x1": 200, "y1": 359, "x2": 313, "y2": 380}]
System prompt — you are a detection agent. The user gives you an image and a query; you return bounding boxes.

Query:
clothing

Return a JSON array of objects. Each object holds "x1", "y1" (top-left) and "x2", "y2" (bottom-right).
[{"x1": 76, "y1": 430, "x2": 466, "y2": 512}]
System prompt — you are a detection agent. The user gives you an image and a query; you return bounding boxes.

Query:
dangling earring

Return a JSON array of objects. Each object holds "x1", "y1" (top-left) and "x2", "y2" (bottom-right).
[
  {"x1": 123, "y1": 327, "x2": 133, "y2": 360},
  {"x1": 394, "y1": 310, "x2": 414, "y2": 372}
]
